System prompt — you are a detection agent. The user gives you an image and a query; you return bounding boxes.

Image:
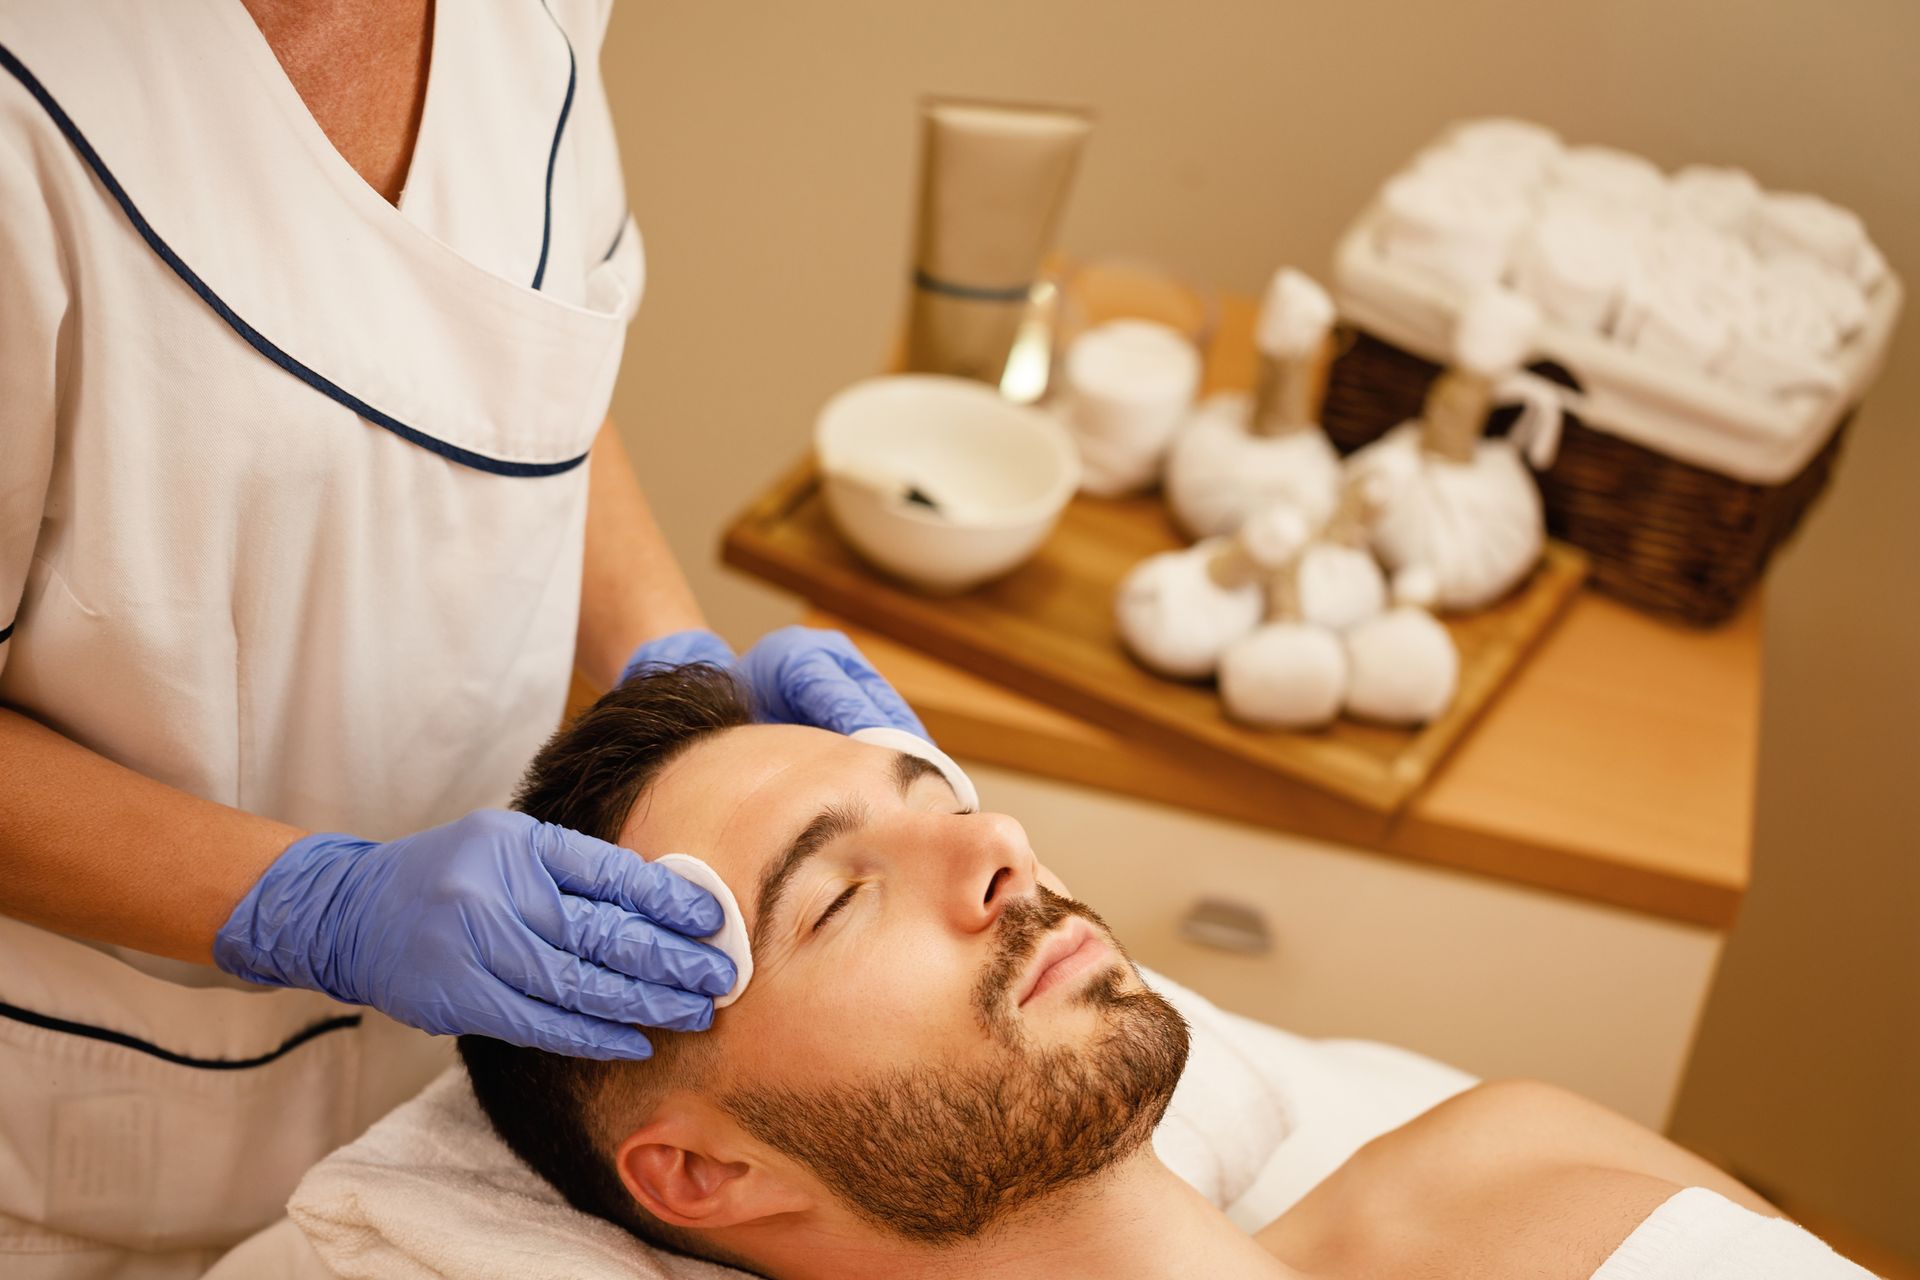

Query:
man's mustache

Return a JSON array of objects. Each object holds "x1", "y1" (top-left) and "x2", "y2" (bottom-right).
[{"x1": 972, "y1": 886, "x2": 1114, "y2": 1027}]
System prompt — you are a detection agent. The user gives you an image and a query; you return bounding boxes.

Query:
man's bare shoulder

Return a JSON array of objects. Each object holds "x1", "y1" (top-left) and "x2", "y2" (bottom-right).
[{"x1": 1255, "y1": 1080, "x2": 1683, "y2": 1280}]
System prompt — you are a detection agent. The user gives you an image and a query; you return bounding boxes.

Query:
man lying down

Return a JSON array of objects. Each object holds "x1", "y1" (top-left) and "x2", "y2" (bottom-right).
[{"x1": 457, "y1": 663, "x2": 1877, "y2": 1280}]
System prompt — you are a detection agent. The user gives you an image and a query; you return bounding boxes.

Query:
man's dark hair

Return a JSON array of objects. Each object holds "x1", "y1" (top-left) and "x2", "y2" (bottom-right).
[{"x1": 457, "y1": 661, "x2": 752, "y2": 1264}]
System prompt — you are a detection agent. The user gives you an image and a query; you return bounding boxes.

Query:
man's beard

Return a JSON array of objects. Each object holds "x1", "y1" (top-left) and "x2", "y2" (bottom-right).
[{"x1": 720, "y1": 888, "x2": 1191, "y2": 1244}]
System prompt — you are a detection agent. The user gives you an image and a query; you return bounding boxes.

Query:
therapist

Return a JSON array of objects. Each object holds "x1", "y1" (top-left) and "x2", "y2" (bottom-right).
[{"x1": 0, "y1": 2, "x2": 925, "y2": 1275}]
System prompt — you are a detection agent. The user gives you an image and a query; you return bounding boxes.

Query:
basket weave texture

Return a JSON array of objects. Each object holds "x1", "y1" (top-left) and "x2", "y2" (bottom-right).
[{"x1": 1321, "y1": 329, "x2": 1851, "y2": 627}]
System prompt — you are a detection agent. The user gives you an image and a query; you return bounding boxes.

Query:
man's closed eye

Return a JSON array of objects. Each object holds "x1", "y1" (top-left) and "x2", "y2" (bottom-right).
[{"x1": 811, "y1": 883, "x2": 863, "y2": 933}]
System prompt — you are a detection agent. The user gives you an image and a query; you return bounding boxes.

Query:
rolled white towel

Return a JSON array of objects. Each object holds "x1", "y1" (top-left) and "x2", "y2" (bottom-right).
[
  {"x1": 1616, "y1": 270, "x2": 1734, "y2": 373},
  {"x1": 1750, "y1": 191, "x2": 1881, "y2": 286},
  {"x1": 1061, "y1": 319, "x2": 1202, "y2": 497},
  {"x1": 1551, "y1": 145, "x2": 1669, "y2": 214},
  {"x1": 1757, "y1": 251, "x2": 1869, "y2": 341},
  {"x1": 1510, "y1": 206, "x2": 1635, "y2": 332},
  {"x1": 1637, "y1": 219, "x2": 1759, "y2": 294},
  {"x1": 1667, "y1": 164, "x2": 1761, "y2": 235},
  {"x1": 1378, "y1": 170, "x2": 1530, "y2": 292},
  {"x1": 1411, "y1": 149, "x2": 1544, "y2": 205},
  {"x1": 1716, "y1": 265, "x2": 1847, "y2": 399},
  {"x1": 1446, "y1": 117, "x2": 1563, "y2": 179}
]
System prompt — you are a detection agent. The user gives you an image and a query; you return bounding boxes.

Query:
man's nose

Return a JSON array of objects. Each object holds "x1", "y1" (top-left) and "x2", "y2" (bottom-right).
[{"x1": 933, "y1": 811, "x2": 1038, "y2": 933}]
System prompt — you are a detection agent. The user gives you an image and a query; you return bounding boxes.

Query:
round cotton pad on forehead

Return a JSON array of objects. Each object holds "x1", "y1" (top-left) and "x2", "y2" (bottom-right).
[
  {"x1": 849, "y1": 726, "x2": 980, "y2": 813},
  {"x1": 653, "y1": 853, "x2": 752, "y2": 1009}
]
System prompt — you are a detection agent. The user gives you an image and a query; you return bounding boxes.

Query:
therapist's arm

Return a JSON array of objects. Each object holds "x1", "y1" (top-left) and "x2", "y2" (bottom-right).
[
  {"x1": 574, "y1": 418, "x2": 710, "y2": 692},
  {"x1": 0, "y1": 705, "x2": 303, "y2": 963},
  {"x1": 0, "y1": 420, "x2": 701, "y2": 965}
]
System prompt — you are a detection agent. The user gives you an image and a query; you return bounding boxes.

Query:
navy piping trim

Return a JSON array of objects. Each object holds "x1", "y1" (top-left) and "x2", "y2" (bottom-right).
[
  {"x1": 0, "y1": 1000, "x2": 362, "y2": 1071},
  {"x1": 0, "y1": 619, "x2": 12, "y2": 644},
  {"x1": 913, "y1": 268, "x2": 1033, "y2": 304},
  {"x1": 601, "y1": 210, "x2": 627, "y2": 263},
  {"x1": 530, "y1": 2, "x2": 577, "y2": 291},
  {"x1": 0, "y1": 44, "x2": 589, "y2": 480}
]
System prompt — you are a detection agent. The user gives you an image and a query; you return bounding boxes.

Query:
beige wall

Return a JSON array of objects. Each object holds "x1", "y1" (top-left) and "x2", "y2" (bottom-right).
[{"x1": 600, "y1": 0, "x2": 1919, "y2": 1261}]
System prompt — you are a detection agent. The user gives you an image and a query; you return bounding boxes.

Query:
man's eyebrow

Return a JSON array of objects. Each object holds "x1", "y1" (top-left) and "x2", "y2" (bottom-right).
[{"x1": 749, "y1": 752, "x2": 950, "y2": 949}]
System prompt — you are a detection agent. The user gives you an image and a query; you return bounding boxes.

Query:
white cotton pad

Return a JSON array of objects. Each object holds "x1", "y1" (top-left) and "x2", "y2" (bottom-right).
[
  {"x1": 653, "y1": 853, "x2": 753, "y2": 1009},
  {"x1": 849, "y1": 726, "x2": 981, "y2": 813}
]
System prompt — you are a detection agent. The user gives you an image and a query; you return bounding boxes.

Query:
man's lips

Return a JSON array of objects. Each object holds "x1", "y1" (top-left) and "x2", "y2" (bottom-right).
[{"x1": 1015, "y1": 917, "x2": 1106, "y2": 1007}]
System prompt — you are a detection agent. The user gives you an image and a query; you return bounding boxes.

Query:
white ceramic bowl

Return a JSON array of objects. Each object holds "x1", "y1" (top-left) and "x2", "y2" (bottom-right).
[{"x1": 815, "y1": 375, "x2": 1080, "y2": 594}]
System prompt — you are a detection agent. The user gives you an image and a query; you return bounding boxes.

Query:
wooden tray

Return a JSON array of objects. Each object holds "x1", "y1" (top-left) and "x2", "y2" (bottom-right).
[{"x1": 723, "y1": 454, "x2": 1587, "y2": 812}]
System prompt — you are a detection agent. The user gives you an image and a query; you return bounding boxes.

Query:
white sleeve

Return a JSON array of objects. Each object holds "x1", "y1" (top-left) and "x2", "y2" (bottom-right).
[
  {"x1": 0, "y1": 104, "x2": 67, "y2": 673},
  {"x1": 1590, "y1": 1187, "x2": 1882, "y2": 1279}
]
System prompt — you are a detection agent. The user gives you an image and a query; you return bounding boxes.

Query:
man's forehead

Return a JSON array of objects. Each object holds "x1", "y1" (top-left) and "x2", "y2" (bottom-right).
[{"x1": 616, "y1": 724, "x2": 889, "y2": 901}]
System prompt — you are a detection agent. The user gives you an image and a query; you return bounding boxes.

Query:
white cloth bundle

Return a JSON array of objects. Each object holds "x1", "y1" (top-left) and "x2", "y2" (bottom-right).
[
  {"x1": 1059, "y1": 319, "x2": 1203, "y2": 497},
  {"x1": 1257, "y1": 266, "x2": 1338, "y2": 360},
  {"x1": 1349, "y1": 423, "x2": 1545, "y2": 612},
  {"x1": 1115, "y1": 538, "x2": 1265, "y2": 679},
  {"x1": 1163, "y1": 393, "x2": 1343, "y2": 539},
  {"x1": 273, "y1": 971, "x2": 1475, "y2": 1280},
  {"x1": 1510, "y1": 206, "x2": 1636, "y2": 332},
  {"x1": 1378, "y1": 169, "x2": 1531, "y2": 291},
  {"x1": 1164, "y1": 269, "x2": 1344, "y2": 538},
  {"x1": 1219, "y1": 622, "x2": 1349, "y2": 730},
  {"x1": 1343, "y1": 607, "x2": 1459, "y2": 726},
  {"x1": 1294, "y1": 543, "x2": 1388, "y2": 632}
]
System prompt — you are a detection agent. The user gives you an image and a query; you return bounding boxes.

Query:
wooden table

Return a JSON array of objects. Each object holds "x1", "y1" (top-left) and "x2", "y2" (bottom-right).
[{"x1": 815, "y1": 589, "x2": 1757, "y2": 929}]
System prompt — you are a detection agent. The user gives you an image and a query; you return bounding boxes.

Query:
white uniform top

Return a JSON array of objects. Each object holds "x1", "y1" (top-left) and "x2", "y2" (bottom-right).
[{"x1": 0, "y1": 0, "x2": 644, "y2": 1270}]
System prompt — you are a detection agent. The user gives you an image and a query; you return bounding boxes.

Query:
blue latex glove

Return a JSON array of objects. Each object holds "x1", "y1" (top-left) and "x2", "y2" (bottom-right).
[
  {"x1": 623, "y1": 625, "x2": 927, "y2": 738},
  {"x1": 214, "y1": 810, "x2": 736, "y2": 1059}
]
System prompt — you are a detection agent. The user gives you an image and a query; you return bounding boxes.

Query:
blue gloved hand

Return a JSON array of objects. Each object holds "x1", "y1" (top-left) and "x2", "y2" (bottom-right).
[
  {"x1": 623, "y1": 625, "x2": 926, "y2": 737},
  {"x1": 214, "y1": 810, "x2": 735, "y2": 1060},
  {"x1": 622, "y1": 627, "x2": 737, "y2": 679}
]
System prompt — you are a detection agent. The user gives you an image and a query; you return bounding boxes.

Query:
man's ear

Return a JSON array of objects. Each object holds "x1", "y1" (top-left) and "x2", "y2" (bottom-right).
[{"x1": 615, "y1": 1103, "x2": 813, "y2": 1231}]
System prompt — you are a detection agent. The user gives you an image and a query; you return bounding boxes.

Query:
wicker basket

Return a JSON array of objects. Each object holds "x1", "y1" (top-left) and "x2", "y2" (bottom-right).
[
  {"x1": 1328, "y1": 134, "x2": 1901, "y2": 628},
  {"x1": 1321, "y1": 329, "x2": 1855, "y2": 626}
]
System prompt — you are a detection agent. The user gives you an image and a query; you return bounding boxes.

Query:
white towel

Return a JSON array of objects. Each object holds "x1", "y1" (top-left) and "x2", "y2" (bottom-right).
[
  {"x1": 1751, "y1": 191, "x2": 1883, "y2": 287},
  {"x1": 1590, "y1": 1187, "x2": 1883, "y2": 1279},
  {"x1": 1667, "y1": 165, "x2": 1761, "y2": 236},
  {"x1": 1445, "y1": 117, "x2": 1563, "y2": 182},
  {"x1": 1378, "y1": 169, "x2": 1531, "y2": 291},
  {"x1": 1616, "y1": 269, "x2": 1735, "y2": 374},
  {"x1": 1551, "y1": 146, "x2": 1670, "y2": 215},
  {"x1": 1510, "y1": 207, "x2": 1635, "y2": 332},
  {"x1": 285, "y1": 969, "x2": 1473, "y2": 1279}
]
